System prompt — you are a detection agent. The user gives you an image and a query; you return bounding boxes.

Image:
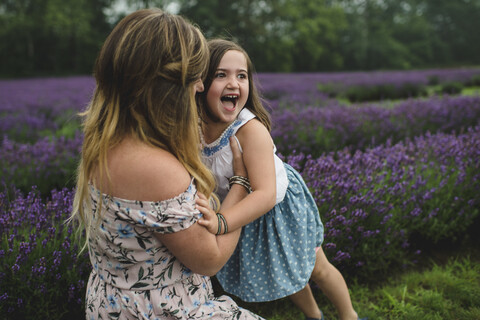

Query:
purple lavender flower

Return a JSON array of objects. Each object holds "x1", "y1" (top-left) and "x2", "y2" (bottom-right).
[
  {"x1": 0, "y1": 187, "x2": 90, "y2": 317},
  {"x1": 1, "y1": 70, "x2": 479, "y2": 314},
  {"x1": 271, "y1": 95, "x2": 480, "y2": 157},
  {"x1": 290, "y1": 126, "x2": 480, "y2": 276}
]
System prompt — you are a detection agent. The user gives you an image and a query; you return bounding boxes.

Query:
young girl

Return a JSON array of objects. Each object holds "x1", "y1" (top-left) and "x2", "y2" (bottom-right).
[{"x1": 197, "y1": 39, "x2": 364, "y2": 320}]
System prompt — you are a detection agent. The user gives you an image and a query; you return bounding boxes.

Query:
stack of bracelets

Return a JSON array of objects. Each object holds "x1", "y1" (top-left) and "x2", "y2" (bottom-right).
[
  {"x1": 228, "y1": 175, "x2": 252, "y2": 194},
  {"x1": 216, "y1": 213, "x2": 228, "y2": 235},
  {"x1": 215, "y1": 176, "x2": 252, "y2": 235}
]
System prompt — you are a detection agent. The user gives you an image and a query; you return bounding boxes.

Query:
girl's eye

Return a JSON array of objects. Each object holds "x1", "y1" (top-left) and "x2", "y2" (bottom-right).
[
  {"x1": 238, "y1": 73, "x2": 247, "y2": 79},
  {"x1": 214, "y1": 72, "x2": 226, "y2": 78}
]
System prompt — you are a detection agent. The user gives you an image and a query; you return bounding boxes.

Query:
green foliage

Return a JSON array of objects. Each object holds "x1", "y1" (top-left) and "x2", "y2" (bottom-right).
[
  {"x1": 53, "y1": 122, "x2": 81, "y2": 139},
  {"x1": 467, "y1": 75, "x2": 480, "y2": 87},
  {"x1": 318, "y1": 82, "x2": 428, "y2": 103},
  {"x1": 175, "y1": 0, "x2": 347, "y2": 72},
  {"x1": 345, "y1": 84, "x2": 395, "y2": 102},
  {"x1": 318, "y1": 82, "x2": 344, "y2": 98},
  {"x1": 462, "y1": 87, "x2": 480, "y2": 97},
  {"x1": 2, "y1": 0, "x2": 480, "y2": 75},
  {"x1": 283, "y1": 0, "x2": 347, "y2": 71},
  {"x1": 437, "y1": 82, "x2": 464, "y2": 95},
  {"x1": 427, "y1": 75, "x2": 440, "y2": 86},
  {"x1": 0, "y1": 0, "x2": 113, "y2": 77},
  {"x1": 343, "y1": 83, "x2": 428, "y2": 102},
  {"x1": 337, "y1": 0, "x2": 480, "y2": 70}
]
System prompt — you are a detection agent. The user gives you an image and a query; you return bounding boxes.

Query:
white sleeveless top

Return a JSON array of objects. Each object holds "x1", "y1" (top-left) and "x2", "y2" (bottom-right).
[{"x1": 201, "y1": 108, "x2": 288, "y2": 203}]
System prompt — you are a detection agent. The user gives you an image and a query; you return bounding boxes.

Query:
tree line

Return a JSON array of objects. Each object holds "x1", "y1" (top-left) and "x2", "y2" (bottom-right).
[{"x1": 1, "y1": 0, "x2": 480, "y2": 77}]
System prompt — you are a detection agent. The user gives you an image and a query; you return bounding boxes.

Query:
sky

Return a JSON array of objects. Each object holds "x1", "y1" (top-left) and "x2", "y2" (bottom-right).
[{"x1": 105, "y1": 0, "x2": 180, "y2": 23}]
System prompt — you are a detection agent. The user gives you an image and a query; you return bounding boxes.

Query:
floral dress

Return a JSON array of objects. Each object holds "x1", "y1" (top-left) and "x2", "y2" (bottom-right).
[{"x1": 85, "y1": 179, "x2": 263, "y2": 320}]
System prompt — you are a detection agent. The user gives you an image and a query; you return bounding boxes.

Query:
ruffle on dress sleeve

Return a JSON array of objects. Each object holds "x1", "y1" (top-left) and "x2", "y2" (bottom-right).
[{"x1": 90, "y1": 178, "x2": 201, "y2": 234}]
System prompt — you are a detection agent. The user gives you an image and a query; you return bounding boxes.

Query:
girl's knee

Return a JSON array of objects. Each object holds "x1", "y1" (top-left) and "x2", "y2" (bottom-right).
[
  {"x1": 311, "y1": 247, "x2": 335, "y2": 281},
  {"x1": 311, "y1": 262, "x2": 329, "y2": 282}
]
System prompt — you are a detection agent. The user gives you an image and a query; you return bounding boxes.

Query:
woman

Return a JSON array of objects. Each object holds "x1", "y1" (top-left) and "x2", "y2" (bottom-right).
[{"x1": 69, "y1": 8, "x2": 263, "y2": 319}]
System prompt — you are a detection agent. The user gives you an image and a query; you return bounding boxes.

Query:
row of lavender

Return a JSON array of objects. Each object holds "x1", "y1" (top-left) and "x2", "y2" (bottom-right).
[
  {"x1": 258, "y1": 67, "x2": 480, "y2": 104},
  {"x1": 1, "y1": 68, "x2": 480, "y2": 317},
  {"x1": 2, "y1": 68, "x2": 480, "y2": 143},
  {"x1": 2, "y1": 93, "x2": 480, "y2": 195},
  {"x1": 291, "y1": 127, "x2": 479, "y2": 278},
  {"x1": 272, "y1": 95, "x2": 480, "y2": 157},
  {"x1": 1, "y1": 126, "x2": 478, "y2": 316}
]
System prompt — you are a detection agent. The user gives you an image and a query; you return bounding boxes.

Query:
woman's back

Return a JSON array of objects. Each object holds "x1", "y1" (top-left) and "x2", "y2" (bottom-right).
[{"x1": 86, "y1": 137, "x2": 263, "y2": 319}]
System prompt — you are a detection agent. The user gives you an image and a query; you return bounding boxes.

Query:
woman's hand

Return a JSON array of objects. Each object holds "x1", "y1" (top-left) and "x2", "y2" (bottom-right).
[
  {"x1": 196, "y1": 192, "x2": 218, "y2": 234},
  {"x1": 231, "y1": 136, "x2": 247, "y2": 178}
]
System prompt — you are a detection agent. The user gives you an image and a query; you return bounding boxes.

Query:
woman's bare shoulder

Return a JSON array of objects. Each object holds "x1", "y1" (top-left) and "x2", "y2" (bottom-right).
[{"x1": 103, "y1": 138, "x2": 191, "y2": 201}]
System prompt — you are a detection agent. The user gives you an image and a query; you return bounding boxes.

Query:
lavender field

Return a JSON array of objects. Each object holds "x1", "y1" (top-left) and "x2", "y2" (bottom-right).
[{"x1": 1, "y1": 68, "x2": 480, "y2": 318}]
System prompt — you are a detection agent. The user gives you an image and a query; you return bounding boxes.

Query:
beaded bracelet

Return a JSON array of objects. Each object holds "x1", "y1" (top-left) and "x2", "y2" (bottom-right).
[
  {"x1": 228, "y1": 175, "x2": 253, "y2": 193},
  {"x1": 216, "y1": 212, "x2": 228, "y2": 235},
  {"x1": 216, "y1": 213, "x2": 222, "y2": 235}
]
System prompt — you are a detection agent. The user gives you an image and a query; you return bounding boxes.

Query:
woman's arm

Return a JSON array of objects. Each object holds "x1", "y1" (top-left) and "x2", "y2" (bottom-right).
[
  {"x1": 156, "y1": 211, "x2": 242, "y2": 276},
  {"x1": 219, "y1": 119, "x2": 278, "y2": 232},
  {"x1": 156, "y1": 137, "x2": 248, "y2": 276}
]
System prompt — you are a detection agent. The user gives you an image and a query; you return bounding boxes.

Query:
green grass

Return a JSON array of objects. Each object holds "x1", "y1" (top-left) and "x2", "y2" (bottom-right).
[
  {"x1": 226, "y1": 243, "x2": 480, "y2": 319},
  {"x1": 462, "y1": 87, "x2": 480, "y2": 96},
  {"x1": 351, "y1": 257, "x2": 480, "y2": 320}
]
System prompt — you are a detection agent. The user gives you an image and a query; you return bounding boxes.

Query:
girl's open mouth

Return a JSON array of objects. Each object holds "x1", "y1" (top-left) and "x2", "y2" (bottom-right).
[{"x1": 221, "y1": 94, "x2": 239, "y2": 111}]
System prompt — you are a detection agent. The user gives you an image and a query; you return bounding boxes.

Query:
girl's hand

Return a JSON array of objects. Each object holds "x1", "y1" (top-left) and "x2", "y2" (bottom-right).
[
  {"x1": 196, "y1": 192, "x2": 218, "y2": 234},
  {"x1": 231, "y1": 136, "x2": 247, "y2": 177}
]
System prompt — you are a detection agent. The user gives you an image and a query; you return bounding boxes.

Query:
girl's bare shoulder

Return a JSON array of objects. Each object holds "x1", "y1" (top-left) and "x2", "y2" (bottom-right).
[{"x1": 236, "y1": 117, "x2": 272, "y2": 149}]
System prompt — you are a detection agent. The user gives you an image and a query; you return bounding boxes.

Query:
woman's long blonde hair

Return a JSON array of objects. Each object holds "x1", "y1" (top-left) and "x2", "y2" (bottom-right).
[{"x1": 69, "y1": 8, "x2": 217, "y2": 250}]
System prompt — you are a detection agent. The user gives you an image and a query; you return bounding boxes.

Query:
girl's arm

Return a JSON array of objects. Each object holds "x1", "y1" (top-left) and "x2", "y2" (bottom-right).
[
  {"x1": 197, "y1": 136, "x2": 249, "y2": 234},
  {"x1": 197, "y1": 121, "x2": 277, "y2": 234},
  {"x1": 221, "y1": 136, "x2": 249, "y2": 208},
  {"x1": 221, "y1": 118, "x2": 277, "y2": 231}
]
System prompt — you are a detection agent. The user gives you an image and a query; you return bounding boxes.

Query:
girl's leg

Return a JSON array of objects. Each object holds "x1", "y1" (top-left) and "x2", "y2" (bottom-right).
[
  {"x1": 288, "y1": 283, "x2": 322, "y2": 319},
  {"x1": 310, "y1": 247, "x2": 358, "y2": 320}
]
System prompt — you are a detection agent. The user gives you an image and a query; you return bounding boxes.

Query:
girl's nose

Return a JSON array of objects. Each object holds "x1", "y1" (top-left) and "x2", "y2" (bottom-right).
[{"x1": 226, "y1": 76, "x2": 239, "y2": 88}]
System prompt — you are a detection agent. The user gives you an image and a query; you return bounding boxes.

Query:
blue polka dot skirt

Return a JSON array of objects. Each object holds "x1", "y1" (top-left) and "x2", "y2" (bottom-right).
[{"x1": 216, "y1": 163, "x2": 324, "y2": 302}]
